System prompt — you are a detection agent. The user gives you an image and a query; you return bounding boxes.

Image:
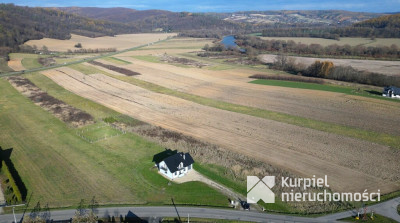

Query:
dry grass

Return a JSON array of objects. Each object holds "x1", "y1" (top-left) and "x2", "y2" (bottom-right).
[
  {"x1": 7, "y1": 58, "x2": 24, "y2": 71},
  {"x1": 260, "y1": 37, "x2": 400, "y2": 47},
  {"x1": 114, "y1": 57, "x2": 400, "y2": 136},
  {"x1": 7, "y1": 76, "x2": 94, "y2": 127},
  {"x1": 41, "y1": 67, "x2": 400, "y2": 196},
  {"x1": 259, "y1": 54, "x2": 400, "y2": 76},
  {"x1": 24, "y1": 33, "x2": 177, "y2": 52}
]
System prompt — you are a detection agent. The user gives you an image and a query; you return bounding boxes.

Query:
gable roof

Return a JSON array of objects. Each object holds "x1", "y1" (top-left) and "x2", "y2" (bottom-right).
[
  {"x1": 162, "y1": 152, "x2": 194, "y2": 173},
  {"x1": 384, "y1": 86, "x2": 400, "y2": 94}
]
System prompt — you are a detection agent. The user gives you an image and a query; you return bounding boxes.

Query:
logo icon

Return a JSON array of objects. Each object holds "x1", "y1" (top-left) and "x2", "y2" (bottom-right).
[{"x1": 247, "y1": 176, "x2": 275, "y2": 203}]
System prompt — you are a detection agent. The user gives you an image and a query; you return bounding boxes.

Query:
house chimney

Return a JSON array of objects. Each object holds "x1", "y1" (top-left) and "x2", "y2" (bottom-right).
[{"x1": 183, "y1": 154, "x2": 186, "y2": 160}]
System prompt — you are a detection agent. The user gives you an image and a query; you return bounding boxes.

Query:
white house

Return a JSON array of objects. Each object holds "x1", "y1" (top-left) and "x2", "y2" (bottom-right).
[
  {"x1": 383, "y1": 86, "x2": 400, "y2": 98},
  {"x1": 157, "y1": 152, "x2": 194, "y2": 180}
]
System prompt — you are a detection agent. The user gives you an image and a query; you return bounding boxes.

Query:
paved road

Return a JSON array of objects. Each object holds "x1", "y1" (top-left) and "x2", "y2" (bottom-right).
[
  {"x1": 1, "y1": 197, "x2": 398, "y2": 223},
  {"x1": 318, "y1": 197, "x2": 400, "y2": 222},
  {"x1": 0, "y1": 206, "x2": 342, "y2": 223}
]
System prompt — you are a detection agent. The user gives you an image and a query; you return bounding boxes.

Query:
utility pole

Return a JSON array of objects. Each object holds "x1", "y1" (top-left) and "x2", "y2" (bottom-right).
[{"x1": 0, "y1": 203, "x2": 26, "y2": 223}]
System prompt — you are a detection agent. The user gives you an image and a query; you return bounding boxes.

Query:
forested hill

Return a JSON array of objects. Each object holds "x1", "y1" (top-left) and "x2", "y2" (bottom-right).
[
  {"x1": 0, "y1": 4, "x2": 139, "y2": 51},
  {"x1": 354, "y1": 13, "x2": 400, "y2": 29},
  {"x1": 57, "y1": 7, "x2": 173, "y2": 23},
  {"x1": 57, "y1": 7, "x2": 244, "y2": 34}
]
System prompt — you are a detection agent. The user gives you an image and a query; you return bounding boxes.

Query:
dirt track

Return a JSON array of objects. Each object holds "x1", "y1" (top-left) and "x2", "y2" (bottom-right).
[
  {"x1": 105, "y1": 56, "x2": 400, "y2": 136},
  {"x1": 42, "y1": 67, "x2": 400, "y2": 194}
]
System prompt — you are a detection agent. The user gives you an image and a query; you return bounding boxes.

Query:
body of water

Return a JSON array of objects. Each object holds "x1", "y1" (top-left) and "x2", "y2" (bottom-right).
[{"x1": 221, "y1": 35, "x2": 245, "y2": 52}]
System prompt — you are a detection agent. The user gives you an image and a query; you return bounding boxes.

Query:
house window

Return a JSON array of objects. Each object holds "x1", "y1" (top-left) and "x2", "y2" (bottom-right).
[{"x1": 188, "y1": 165, "x2": 192, "y2": 170}]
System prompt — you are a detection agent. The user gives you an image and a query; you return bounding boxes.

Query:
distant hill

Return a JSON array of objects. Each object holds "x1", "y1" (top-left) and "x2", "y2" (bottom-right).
[
  {"x1": 56, "y1": 7, "x2": 173, "y2": 23},
  {"x1": 354, "y1": 13, "x2": 400, "y2": 29},
  {"x1": 56, "y1": 7, "x2": 243, "y2": 33},
  {"x1": 0, "y1": 4, "x2": 140, "y2": 61},
  {"x1": 223, "y1": 10, "x2": 383, "y2": 26}
]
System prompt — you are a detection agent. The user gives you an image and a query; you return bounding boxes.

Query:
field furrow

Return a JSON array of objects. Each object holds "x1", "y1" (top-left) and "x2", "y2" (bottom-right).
[{"x1": 42, "y1": 67, "x2": 400, "y2": 194}]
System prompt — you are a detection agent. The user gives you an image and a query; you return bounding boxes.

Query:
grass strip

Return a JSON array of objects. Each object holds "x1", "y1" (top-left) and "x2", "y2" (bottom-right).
[
  {"x1": 103, "y1": 57, "x2": 132, "y2": 65},
  {"x1": 250, "y1": 79, "x2": 399, "y2": 103}
]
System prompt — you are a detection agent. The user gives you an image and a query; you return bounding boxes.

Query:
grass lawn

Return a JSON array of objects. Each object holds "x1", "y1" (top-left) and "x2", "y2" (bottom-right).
[
  {"x1": 10, "y1": 53, "x2": 45, "y2": 70},
  {"x1": 0, "y1": 76, "x2": 229, "y2": 212},
  {"x1": 77, "y1": 123, "x2": 123, "y2": 143},
  {"x1": 0, "y1": 58, "x2": 12, "y2": 72},
  {"x1": 340, "y1": 213, "x2": 398, "y2": 222}
]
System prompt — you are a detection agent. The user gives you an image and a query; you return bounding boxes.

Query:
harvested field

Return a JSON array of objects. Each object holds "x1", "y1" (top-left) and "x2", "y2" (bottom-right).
[
  {"x1": 260, "y1": 37, "x2": 400, "y2": 47},
  {"x1": 159, "y1": 54, "x2": 209, "y2": 68},
  {"x1": 7, "y1": 76, "x2": 94, "y2": 127},
  {"x1": 24, "y1": 33, "x2": 176, "y2": 52},
  {"x1": 42, "y1": 67, "x2": 400, "y2": 195},
  {"x1": 105, "y1": 56, "x2": 400, "y2": 136},
  {"x1": 259, "y1": 54, "x2": 400, "y2": 76},
  {"x1": 143, "y1": 37, "x2": 214, "y2": 50},
  {"x1": 7, "y1": 58, "x2": 24, "y2": 71},
  {"x1": 88, "y1": 61, "x2": 140, "y2": 76}
]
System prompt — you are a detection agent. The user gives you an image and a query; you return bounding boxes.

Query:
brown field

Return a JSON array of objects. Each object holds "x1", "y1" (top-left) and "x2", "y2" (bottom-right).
[
  {"x1": 260, "y1": 37, "x2": 400, "y2": 47},
  {"x1": 259, "y1": 54, "x2": 400, "y2": 76},
  {"x1": 24, "y1": 33, "x2": 177, "y2": 52},
  {"x1": 7, "y1": 58, "x2": 24, "y2": 71},
  {"x1": 41, "y1": 67, "x2": 400, "y2": 194},
  {"x1": 102, "y1": 55, "x2": 400, "y2": 136},
  {"x1": 143, "y1": 37, "x2": 215, "y2": 49}
]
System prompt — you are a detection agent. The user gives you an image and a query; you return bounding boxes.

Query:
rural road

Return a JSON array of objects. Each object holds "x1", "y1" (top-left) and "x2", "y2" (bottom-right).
[
  {"x1": 0, "y1": 206, "x2": 337, "y2": 223},
  {"x1": 0, "y1": 197, "x2": 399, "y2": 223},
  {"x1": 317, "y1": 196, "x2": 400, "y2": 222}
]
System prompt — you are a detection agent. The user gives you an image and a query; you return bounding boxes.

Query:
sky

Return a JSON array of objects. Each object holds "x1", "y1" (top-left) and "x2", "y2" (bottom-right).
[{"x1": 2, "y1": 0, "x2": 400, "y2": 13}]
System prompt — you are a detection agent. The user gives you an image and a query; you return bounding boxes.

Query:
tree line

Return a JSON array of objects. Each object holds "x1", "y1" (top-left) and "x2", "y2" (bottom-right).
[
  {"x1": 271, "y1": 55, "x2": 400, "y2": 87},
  {"x1": 261, "y1": 13, "x2": 400, "y2": 39},
  {"x1": 236, "y1": 35, "x2": 400, "y2": 59}
]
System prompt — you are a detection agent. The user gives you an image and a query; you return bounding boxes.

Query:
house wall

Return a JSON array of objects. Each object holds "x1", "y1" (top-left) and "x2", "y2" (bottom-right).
[
  {"x1": 158, "y1": 162, "x2": 194, "y2": 180},
  {"x1": 158, "y1": 161, "x2": 173, "y2": 179}
]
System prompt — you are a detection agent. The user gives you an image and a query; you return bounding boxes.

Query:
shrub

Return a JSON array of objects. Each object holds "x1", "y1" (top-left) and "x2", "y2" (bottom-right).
[{"x1": 2, "y1": 160, "x2": 22, "y2": 202}]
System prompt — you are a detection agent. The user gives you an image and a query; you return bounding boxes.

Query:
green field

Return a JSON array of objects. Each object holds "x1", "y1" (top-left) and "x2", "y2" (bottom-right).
[
  {"x1": 103, "y1": 57, "x2": 132, "y2": 65},
  {"x1": 10, "y1": 53, "x2": 44, "y2": 70},
  {"x1": 0, "y1": 76, "x2": 229, "y2": 211},
  {"x1": 260, "y1": 37, "x2": 400, "y2": 47},
  {"x1": 0, "y1": 58, "x2": 12, "y2": 73}
]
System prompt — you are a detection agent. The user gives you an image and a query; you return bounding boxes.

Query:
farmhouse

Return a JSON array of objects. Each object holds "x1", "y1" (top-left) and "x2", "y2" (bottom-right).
[
  {"x1": 157, "y1": 152, "x2": 194, "y2": 180},
  {"x1": 383, "y1": 86, "x2": 400, "y2": 98}
]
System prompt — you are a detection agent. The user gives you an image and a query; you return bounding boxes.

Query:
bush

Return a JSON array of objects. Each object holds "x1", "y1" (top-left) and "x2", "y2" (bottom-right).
[
  {"x1": 2, "y1": 160, "x2": 22, "y2": 202},
  {"x1": 74, "y1": 43, "x2": 82, "y2": 48}
]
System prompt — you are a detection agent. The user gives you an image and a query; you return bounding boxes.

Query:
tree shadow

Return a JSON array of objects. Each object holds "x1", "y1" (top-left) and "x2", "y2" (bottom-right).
[
  {"x1": 0, "y1": 146, "x2": 28, "y2": 201},
  {"x1": 365, "y1": 90, "x2": 382, "y2": 96}
]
